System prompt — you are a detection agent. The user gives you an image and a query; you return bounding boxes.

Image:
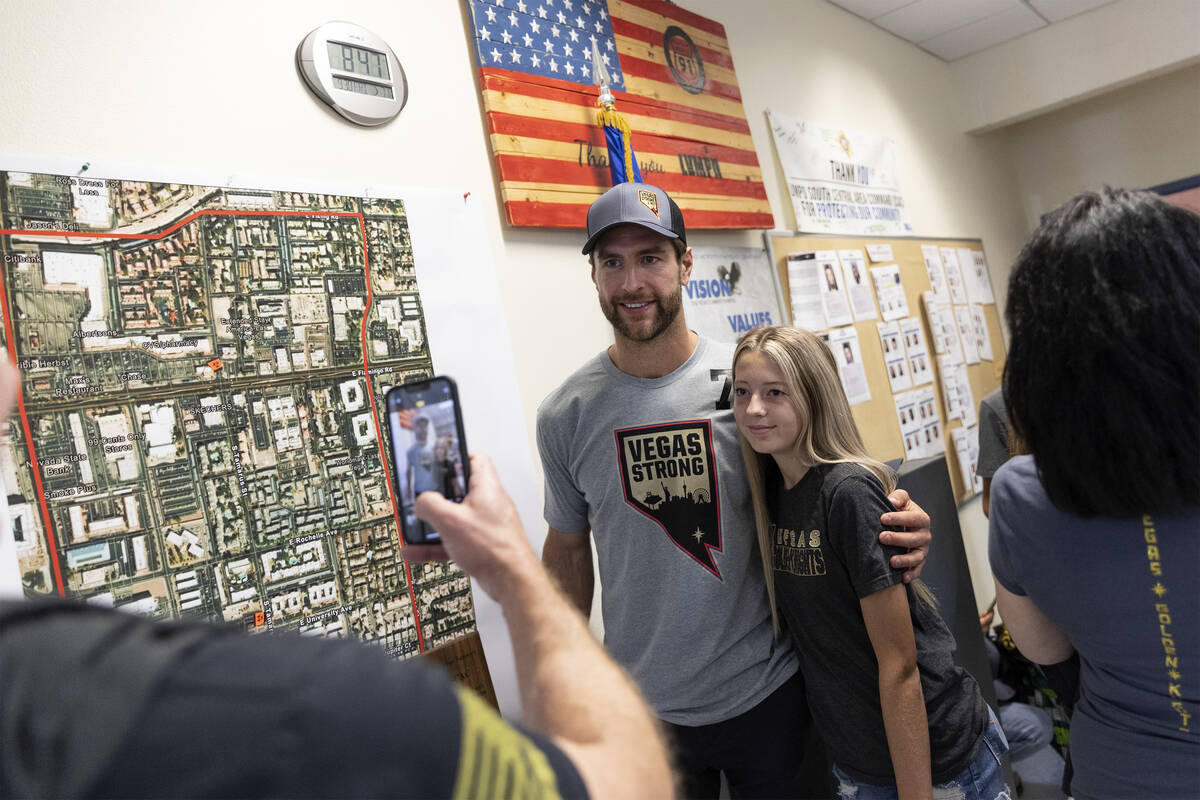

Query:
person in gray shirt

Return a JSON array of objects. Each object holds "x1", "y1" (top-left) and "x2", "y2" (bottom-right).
[
  {"x1": 537, "y1": 181, "x2": 933, "y2": 798},
  {"x1": 976, "y1": 388, "x2": 1011, "y2": 517}
]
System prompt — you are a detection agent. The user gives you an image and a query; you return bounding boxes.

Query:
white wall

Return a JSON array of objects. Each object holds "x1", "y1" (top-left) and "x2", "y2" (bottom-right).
[
  {"x1": 1001, "y1": 62, "x2": 1200, "y2": 228},
  {"x1": 953, "y1": 0, "x2": 1200, "y2": 133}
]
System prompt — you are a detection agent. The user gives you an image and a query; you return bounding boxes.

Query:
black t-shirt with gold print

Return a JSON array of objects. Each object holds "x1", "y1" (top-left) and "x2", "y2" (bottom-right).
[{"x1": 766, "y1": 462, "x2": 987, "y2": 785}]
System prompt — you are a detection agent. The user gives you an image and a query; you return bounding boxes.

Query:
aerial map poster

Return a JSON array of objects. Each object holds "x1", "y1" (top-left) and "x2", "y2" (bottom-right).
[{"x1": 0, "y1": 166, "x2": 478, "y2": 659}]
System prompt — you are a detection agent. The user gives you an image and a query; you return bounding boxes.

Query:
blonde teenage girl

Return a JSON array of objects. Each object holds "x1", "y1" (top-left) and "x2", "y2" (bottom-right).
[{"x1": 732, "y1": 326, "x2": 1007, "y2": 800}]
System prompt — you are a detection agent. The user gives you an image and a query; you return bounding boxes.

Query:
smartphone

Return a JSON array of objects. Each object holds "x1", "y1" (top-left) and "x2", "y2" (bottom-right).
[{"x1": 385, "y1": 376, "x2": 469, "y2": 544}]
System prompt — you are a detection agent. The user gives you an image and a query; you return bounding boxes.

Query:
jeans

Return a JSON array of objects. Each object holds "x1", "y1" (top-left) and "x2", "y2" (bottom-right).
[{"x1": 833, "y1": 706, "x2": 1011, "y2": 800}]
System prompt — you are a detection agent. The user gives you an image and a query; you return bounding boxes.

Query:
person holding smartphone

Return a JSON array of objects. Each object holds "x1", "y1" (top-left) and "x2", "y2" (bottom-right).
[{"x1": 0, "y1": 357, "x2": 672, "y2": 798}]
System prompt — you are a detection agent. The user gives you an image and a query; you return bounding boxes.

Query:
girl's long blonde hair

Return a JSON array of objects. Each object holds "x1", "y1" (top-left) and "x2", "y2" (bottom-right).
[{"x1": 733, "y1": 326, "x2": 934, "y2": 635}]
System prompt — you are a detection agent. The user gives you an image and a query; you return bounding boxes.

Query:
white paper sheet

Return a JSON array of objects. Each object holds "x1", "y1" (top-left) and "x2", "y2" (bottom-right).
[
  {"x1": 954, "y1": 306, "x2": 980, "y2": 364},
  {"x1": 940, "y1": 247, "x2": 969, "y2": 305},
  {"x1": 816, "y1": 250, "x2": 854, "y2": 327},
  {"x1": 952, "y1": 425, "x2": 983, "y2": 495},
  {"x1": 898, "y1": 317, "x2": 934, "y2": 387},
  {"x1": 965, "y1": 250, "x2": 996, "y2": 305},
  {"x1": 970, "y1": 304, "x2": 994, "y2": 361},
  {"x1": 786, "y1": 251, "x2": 829, "y2": 331},
  {"x1": 870, "y1": 264, "x2": 909, "y2": 322},
  {"x1": 920, "y1": 244, "x2": 948, "y2": 300},
  {"x1": 923, "y1": 292, "x2": 963, "y2": 364},
  {"x1": 877, "y1": 320, "x2": 912, "y2": 392},
  {"x1": 916, "y1": 385, "x2": 944, "y2": 457},
  {"x1": 827, "y1": 326, "x2": 871, "y2": 406},
  {"x1": 894, "y1": 390, "x2": 923, "y2": 460},
  {"x1": 838, "y1": 249, "x2": 878, "y2": 322},
  {"x1": 866, "y1": 243, "x2": 894, "y2": 262}
]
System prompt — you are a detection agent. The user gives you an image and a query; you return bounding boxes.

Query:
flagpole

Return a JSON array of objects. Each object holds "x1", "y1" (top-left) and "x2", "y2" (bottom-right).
[{"x1": 592, "y1": 41, "x2": 641, "y2": 186}]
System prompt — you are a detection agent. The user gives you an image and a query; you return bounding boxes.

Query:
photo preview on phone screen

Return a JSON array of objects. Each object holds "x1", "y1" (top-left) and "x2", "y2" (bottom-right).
[{"x1": 389, "y1": 383, "x2": 467, "y2": 543}]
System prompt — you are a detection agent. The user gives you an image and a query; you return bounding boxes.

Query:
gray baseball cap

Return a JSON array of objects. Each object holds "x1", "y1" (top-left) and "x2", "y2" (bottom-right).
[{"x1": 582, "y1": 182, "x2": 686, "y2": 255}]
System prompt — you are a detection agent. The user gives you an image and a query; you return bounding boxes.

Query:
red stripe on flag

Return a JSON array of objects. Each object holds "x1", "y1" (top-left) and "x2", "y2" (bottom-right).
[
  {"x1": 610, "y1": 17, "x2": 735, "y2": 71},
  {"x1": 496, "y1": 154, "x2": 769, "y2": 199},
  {"x1": 481, "y1": 70, "x2": 751, "y2": 136},
  {"x1": 505, "y1": 199, "x2": 774, "y2": 230},
  {"x1": 615, "y1": 0, "x2": 729, "y2": 39},
  {"x1": 487, "y1": 113, "x2": 765, "y2": 167},
  {"x1": 617, "y1": 52, "x2": 743, "y2": 103}
]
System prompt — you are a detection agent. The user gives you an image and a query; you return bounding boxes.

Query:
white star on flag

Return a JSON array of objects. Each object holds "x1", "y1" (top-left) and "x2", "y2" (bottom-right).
[
  {"x1": 508, "y1": 12, "x2": 518, "y2": 26},
  {"x1": 557, "y1": 10, "x2": 566, "y2": 23},
  {"x1": 563, "y1": 0, "x2": 572, "y2": 8},
  {"x1": 478, "y1": 26, "x2": 490, "y2": 40},
  {"x1": 544, "y1": 39, "x2": 555, "y2": 53},
  {"x1": 501, "y1": 29, "x2": 512, "y2": 44},
  {"x1": 576, "y1": 16, "x2": 585, "y2": 27},
  {"x1": 517, "y1": 0, "x2": 527, "y2": 12},
  {"x1": 530, "y1": 19, "x2": 540, "y2": 33},
  {"x1": 551, "y1": 24, "x2": 560, "y2": 37},
  {"x1": 538, "y1": 5, "x2": 548, "y2": 18},
  {"x1": 510, "y1": 50, "x2": 522, "y2": 63},
  {"x1": 549, "y1": 58, "x2": 559, "y2": 72},
  {"x1": 563, "y1": 42, "x2": 573, "y2": 57},
  {"x1": 564, "y1": 61, "x2": 574, "y2": 74},
  {"x1": 569, "y1": 28, "x2": 579, "y2": 42},
  {"x1": 581, "y1": 63, "x2": 589, "y2": 77},
  {"x1": 531, "y1": 52, "x2": 542, "y2": 66},
  {"x1": 522, "y1": 32, "x2": 533, "y2": 46},
  {"x1": 490, "y1": 47, "x2": 502, "y2": 62},
  {"x1": 485, "y1": 6, "x2": 496, "y2": 22}
]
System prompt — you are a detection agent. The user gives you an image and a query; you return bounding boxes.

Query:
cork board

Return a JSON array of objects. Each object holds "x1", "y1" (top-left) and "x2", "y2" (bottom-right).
[{"x1": 765, "y1": 233, "x2": 1005, "y2": 502}]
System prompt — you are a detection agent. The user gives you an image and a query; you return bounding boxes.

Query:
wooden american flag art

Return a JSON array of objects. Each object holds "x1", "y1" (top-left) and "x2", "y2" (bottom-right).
[{"x1": 465, "y1": 0, "x2": 774, "y2": 229}]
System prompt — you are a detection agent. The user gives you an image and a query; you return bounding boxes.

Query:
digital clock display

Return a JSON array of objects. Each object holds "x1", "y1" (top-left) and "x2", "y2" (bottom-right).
[
  {"x1": 333, "y1": 76, "x2": 395, "y2": 99},
  {"x1": 326, "y1": 41, "x2": 391, "y2": 81}
]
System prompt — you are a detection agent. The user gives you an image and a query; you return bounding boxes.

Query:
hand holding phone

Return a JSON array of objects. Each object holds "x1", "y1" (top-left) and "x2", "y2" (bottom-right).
[{"x1": 386, "y1": 376, "x2": 470, "y2": 547}]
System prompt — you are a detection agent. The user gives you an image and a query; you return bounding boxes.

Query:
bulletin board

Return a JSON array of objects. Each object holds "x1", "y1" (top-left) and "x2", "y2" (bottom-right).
[{"x1": 765, "y1": 233, "x2": 1005, "y2": 502}]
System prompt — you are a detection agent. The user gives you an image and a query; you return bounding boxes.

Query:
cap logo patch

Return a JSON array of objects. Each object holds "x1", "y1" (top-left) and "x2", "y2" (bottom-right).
[{"x1": 638, "y1": 189, "x2": 659, "y2": 217}]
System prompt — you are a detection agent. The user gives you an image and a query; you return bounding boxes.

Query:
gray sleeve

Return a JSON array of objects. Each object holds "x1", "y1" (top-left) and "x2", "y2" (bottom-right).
[
  {"x1": 535, "y1": 404, "x2": 590, "y2": 533},
  {"x1": 976, "y1": 395, "x2": 1010, "y2": 479}
]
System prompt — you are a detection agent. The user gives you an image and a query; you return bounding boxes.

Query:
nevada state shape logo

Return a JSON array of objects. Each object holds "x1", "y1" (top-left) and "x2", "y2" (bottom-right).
[{"x1": 615, "y1": 420, "x2": 722, "y2": 578}]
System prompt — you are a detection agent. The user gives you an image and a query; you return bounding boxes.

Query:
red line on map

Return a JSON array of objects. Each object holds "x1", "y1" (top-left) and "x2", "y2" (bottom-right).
[
  {"x1": 0, "y1": 210, "x2": 431, "y2": 650},
  {"x1": 355, "y1": 213, "x2": 428, "y2": 655}
]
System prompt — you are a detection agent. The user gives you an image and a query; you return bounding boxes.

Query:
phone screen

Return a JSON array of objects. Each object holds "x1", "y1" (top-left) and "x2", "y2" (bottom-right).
[{"x1": 386, "y1": 377, "x2": 468, "y2": 544}]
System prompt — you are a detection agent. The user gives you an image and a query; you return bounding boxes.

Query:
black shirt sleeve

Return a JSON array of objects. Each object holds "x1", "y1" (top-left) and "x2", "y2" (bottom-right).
[{"x1": 827, "y1": 470, "x2": 906, "y2": 599}]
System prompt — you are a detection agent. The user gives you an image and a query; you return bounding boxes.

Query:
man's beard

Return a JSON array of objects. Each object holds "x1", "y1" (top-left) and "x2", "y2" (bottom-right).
[{"x1": 600, "y1": 284, "x2": 683, "y2": 343}]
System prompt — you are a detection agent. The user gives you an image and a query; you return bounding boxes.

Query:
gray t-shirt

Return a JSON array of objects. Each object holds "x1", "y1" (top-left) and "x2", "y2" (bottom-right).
[
  {"x1": 536, "y1": 335, "x2": 797, "y2": 725},
  {"x1": 990, "y1": 456, "x2": 1200, "y2": 799},
  {"x1": 976, "y1": 388, "x2": 1010, "y2": 479},
  {"x1": 768, "y1": 462, "x2": 987, "y2": 784}
]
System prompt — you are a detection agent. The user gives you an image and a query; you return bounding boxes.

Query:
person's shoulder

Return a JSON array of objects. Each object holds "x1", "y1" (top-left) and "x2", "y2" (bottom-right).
[
  {"x1": 698, "y1": 334, "x2": 733, "y2": 363},
  {"x1": 980, "y1": 388, "x2": 1008, "y2": 423},
  {"x1": 991, "y1": 455, "x2": 1057, "y2": 527},
  {"x1": 823, "y1": 461, "x2": 886, "y2": 496},
  {"x1": 992, "y1": 455, "x2": 1040, "y2": 500},
  {"x1": 536, "y1": 351, "x2": 611, "y2": 422}
]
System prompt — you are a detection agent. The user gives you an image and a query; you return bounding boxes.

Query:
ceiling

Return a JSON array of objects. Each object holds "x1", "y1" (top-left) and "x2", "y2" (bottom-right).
[{"x1": 826, "y1": 0, "x2": 1116, "y2": 61}]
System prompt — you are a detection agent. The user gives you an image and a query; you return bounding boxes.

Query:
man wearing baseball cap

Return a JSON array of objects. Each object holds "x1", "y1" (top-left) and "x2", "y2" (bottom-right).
[{"x1": 536, "y1": 182, "x2": 933, "y2": 797}]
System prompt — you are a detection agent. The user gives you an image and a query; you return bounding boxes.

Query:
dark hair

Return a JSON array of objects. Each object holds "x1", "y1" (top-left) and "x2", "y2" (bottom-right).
[{"x1": 1003, "y1": 188, "x2": 1200, "y2": 516}]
